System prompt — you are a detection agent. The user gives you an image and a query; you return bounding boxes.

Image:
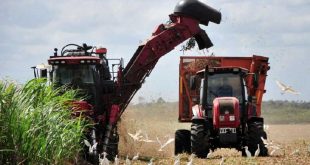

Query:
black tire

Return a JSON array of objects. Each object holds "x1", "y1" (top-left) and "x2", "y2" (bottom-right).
[
  {"x1": 243, "y1": 121, "x2": 268, "y2": 157},
  {"x1": 106, "y1": 131, "x2": 119, "y2": 160},
  {"x1": 191, "y1": 120, "x2": 209, "y2": 158},
  {"x1": 175, "y1": 129, "x2": 191, "y2": 155}
]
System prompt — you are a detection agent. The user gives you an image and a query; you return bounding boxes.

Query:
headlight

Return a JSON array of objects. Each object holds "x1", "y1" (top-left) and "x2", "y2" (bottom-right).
[
  {"x1": 219, "y1": 115, "x2": 224, "y2": 121},
  {"x1": 229, "y1": 115, "x2": 235, "y2": 121},
  {"x1": 233, "y1": 68, "x2": 239, "y2": 72}
]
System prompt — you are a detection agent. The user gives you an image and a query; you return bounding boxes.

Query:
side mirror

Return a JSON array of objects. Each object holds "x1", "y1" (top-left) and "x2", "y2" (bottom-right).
[
  {"x1": 40, "y1": 69, "x2": 47, "y2": 78},
  {"x1": 190, "y1": 75, "x2": 197, "y2": 90}
]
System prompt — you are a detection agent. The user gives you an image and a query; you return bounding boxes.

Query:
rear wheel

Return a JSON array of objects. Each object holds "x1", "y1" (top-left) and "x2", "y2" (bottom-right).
[
  {"x1": 191, "y1": 120, "x2": 209, "y2": 158},
  {"x1": 175, "y1": 129, "x2": 191, "y2": 155},
  {"x1": 243, "y1": 120, "x2": 268, "y2": 156}
]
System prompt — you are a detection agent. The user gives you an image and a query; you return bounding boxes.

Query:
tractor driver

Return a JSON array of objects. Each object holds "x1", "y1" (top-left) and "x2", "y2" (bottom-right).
[
  {"x1": 71, "y1": 69, "x2": 84, "y2": 87},
  {"x1": 216, "y1": 77, "x2": 233, "y2": 97}
]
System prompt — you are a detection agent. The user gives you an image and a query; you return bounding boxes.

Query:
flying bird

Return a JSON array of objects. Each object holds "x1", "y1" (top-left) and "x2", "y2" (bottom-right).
[
  {"x1": 84, "y1": 139, "x2": 97, "y2": 154},
  {"x1": 139, "y1": 133, "x2": 156, "y2": 143},
  {"x1": 261, "y1": 137, "x2": 273, "y2": 147},
  {"x1": 276, "y1": 80, "x2": 300, "y2": 95},
  {"x1": 128, "y1": 130, "x2": 143, "y2": 141},
  {"x1": 156, "y1": 136, "x2": 175, "y2": 151}
]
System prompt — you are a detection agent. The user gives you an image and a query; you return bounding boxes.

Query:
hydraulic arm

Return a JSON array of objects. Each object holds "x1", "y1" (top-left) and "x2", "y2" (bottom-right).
[
  {"x1": 118, "y1": 2, "x2": 221, "y2": 114},
  {"x1": 101, "y1": 0, "x2": 222, "y2": 154}
]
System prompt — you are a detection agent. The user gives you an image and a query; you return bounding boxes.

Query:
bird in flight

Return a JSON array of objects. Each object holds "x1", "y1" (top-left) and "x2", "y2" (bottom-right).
[
  {"x1": 128, "y1": 130, "x2": 143, "y2": 141},
  {"x1": 156, "y1": 136, "x2": 175, "y2": 151},
  {"x1": 276, "y1": 80, "x2": 300, "y2": 95},
  {"x1": 139, "y1": 133, "x2": 156, "y2": 143}
]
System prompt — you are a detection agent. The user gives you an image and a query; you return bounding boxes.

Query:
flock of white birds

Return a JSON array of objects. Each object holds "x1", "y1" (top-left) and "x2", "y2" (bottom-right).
[
  {"x1": 84, "y1": 130, "x2": 176, "y2": 165},
  {"x1": 127, "y1": 130, "x2": 175, "y2": 152},
  {"x1": 81, "y1": 123, "x2": 308, "y2": 165}
]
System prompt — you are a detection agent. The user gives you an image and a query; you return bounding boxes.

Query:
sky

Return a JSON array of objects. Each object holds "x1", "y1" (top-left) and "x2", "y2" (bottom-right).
[{"x1": 0, "y1": 0, "x2": 309, "y2": 103}]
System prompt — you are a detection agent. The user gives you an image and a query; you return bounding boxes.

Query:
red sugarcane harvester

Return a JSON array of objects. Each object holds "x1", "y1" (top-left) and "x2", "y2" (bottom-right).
[
  {"x1": 176, "y1": 55, "x2": 270, "y2": 157},
  {"x1": 32, "y1": 0, "x2": 222, "y2": 163}
]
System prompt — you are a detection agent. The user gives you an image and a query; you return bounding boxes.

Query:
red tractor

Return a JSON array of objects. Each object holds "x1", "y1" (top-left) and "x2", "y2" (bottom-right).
[
  {"x1": 32, "y1": 0, "x2": 222, "y2": 163},
  {"x1": 176, "y1": 56, "x2": 270, "y2": 157}
]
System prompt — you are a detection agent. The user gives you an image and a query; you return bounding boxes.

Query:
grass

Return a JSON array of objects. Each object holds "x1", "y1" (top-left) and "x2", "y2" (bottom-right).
[
  {"x1": 262, "y1": 101, "x2": 310, "y2": 124},
  {"x1": 0, "y1": 79, "x2": 87, "y2": 164}
]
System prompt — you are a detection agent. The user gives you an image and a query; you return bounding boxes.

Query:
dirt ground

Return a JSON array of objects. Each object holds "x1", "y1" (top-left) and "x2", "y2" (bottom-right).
[
  {"x1": 118, "y1": 107, "x2": 310, "y2": 165},
  {"x1": 117, "y1": 124, "x2": 310, "y2": 164},
  {"x1": 267, "y1": 124, "x2": 310, "y2": 143}
]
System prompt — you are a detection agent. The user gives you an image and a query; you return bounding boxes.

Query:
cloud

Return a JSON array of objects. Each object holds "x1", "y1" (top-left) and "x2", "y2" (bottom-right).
[{"x1": 0, "y1": 0, "x2": 309, "y2": 101}]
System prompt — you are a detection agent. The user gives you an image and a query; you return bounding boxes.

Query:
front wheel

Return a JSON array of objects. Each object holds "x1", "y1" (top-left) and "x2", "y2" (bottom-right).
[
  {"x1": 175, "y1": 129, "x2": 191, "y2": 155},
  {"x1": 191, "y1": 120, "x2": 210, "y2": 158},
  {"x1": 243, "y1": 120, "x2": 268, "y2": 157}
]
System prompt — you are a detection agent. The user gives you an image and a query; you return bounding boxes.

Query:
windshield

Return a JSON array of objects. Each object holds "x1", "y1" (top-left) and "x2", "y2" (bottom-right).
[
  {"x1": 53, "y1": 65, "x2": 95, "y2": 85},
  {"x1": 206, "y1": 73, "x2": 243, "y2": 105}
]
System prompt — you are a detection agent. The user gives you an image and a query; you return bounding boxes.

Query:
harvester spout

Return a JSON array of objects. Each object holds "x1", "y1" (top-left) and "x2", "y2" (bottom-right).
[
  {"x1": 174, "y1": 0, "x2": 222, "y2": 26},
  {"x1": 174, "y1": 0, "x2": 222, "y2": 49}
]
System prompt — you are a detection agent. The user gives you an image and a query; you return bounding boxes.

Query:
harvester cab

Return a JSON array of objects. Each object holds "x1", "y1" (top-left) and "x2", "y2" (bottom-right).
[{"x1": 47, "y1": 44, "x2": 117, "y2": 103}]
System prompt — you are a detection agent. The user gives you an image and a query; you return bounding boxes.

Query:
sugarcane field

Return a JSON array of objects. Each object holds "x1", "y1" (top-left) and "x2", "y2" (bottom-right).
[{"x1": 0, "y1": 0, "x2": 309, "y2": 165}]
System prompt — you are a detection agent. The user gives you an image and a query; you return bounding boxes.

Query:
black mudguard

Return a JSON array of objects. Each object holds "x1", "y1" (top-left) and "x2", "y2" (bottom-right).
[{"x1": 247, "y1": 117, "x2": 264, "y2": 125}]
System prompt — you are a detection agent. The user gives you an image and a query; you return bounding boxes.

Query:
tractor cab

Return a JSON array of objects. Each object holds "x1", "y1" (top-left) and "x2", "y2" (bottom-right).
[
  {"x1": 195, "y1": 67, "x2": 249, "y2": 146},
  {"x1": 198, "y1": 67, "x2": 248, "y2": 119}
]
